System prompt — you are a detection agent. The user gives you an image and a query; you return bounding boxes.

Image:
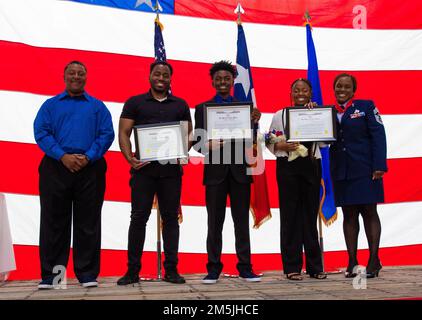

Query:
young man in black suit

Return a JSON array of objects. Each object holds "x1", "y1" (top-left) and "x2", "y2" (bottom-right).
[{"x1": 193, "y1": 61, "x2": 261, "y2": 284}]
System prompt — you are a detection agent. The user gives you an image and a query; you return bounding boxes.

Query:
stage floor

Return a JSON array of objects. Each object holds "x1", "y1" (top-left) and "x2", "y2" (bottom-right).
[{"x1": 1, "y1": 265, "x2": 421, "y2": 301}]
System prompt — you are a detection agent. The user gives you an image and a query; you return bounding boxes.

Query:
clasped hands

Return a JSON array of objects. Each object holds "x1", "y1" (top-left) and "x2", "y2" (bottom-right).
[{"x1": 61, "y1": 154, "x2": 89, "y2": 173}]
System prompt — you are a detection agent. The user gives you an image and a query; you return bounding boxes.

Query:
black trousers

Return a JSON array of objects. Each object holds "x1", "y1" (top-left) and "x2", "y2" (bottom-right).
[
  {"x1": 127, "y1": 170, "x2": 182, "y2": 274},
  {"x1": 205, "y1": 171, "x2": 252, "y2": 275},
  {"x1": 276, "y1": 156, "x2": 323, "y2": 275},
  {"x1": 39, "y1": 156, "x2": 106, "y2": 281}
]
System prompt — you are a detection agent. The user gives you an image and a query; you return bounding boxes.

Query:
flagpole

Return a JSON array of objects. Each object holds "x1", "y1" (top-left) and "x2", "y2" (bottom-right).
[
  {"x1": 155, "y1": 0, "x2": 162, "y2": 281},
  {"x1": 304, "y1": 11, "x2": 341, "y2": 275},
  {"x1": 154, "y1": 1, "x2": 160, "y2": 22},
  {"x1": 230, "y1": 2, "x2": 266, "y2": 279},
  {"x1": 222, "y1": 2, "x2": 243, "y2": 281},
  {"x1": 304, "y1": 10, "x2": 325, "y2": 272},
  {"x1": 318, "y1": 214, "x2": 325, "y2": 271},
  {"x1": 235, "y1": 2, "x2": 243, "y2": 25},
  {"x1": 156, "y1": 200, "x2": 162, "y2": 280}
]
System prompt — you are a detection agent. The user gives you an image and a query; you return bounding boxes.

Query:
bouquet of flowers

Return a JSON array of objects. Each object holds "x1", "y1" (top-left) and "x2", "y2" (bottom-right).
[
  {"x1": 264, "y1": 129, "x2": 308, "y2": 161},
  {"x1": 264, "y1": 129, "x2": 285, "y2": 145}
]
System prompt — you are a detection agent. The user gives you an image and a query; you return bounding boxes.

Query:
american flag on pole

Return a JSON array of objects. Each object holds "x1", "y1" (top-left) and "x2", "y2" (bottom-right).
[
  {"x1": 154, "y1": 8, "x2": 167, "y2": 61},
  {"x1": 150, "y1": 1, "x2": 182, "y2": 223},
  {"x1": 1, "y1": 0, "x2": 422, "y2": 280}
]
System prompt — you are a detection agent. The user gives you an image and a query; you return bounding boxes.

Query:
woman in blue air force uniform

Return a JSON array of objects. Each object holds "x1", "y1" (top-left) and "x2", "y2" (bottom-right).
[{"x1": 329, "y1": 73, "x2": 387, "y2": 278}]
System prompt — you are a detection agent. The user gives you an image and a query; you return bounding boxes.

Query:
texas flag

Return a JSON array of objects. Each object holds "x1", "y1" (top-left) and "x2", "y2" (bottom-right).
[
  {"x1": 1, "y1": 0, "x2": 421, "y2": 280},
  {"x1": 234, "y1": 23, "x2": 272, "y2": 229}
]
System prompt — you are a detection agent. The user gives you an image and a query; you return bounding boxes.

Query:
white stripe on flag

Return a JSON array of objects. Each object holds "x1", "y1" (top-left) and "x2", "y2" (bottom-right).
[
  {"x1": 1, "y1": 90, "x2": 421, "y2": 160},
  {"x1": 0, "y1": 0, "x2": 421, "y2": 70},
  {"x1": 4, "y1": 192, "x2": 422, "y2": 253}
]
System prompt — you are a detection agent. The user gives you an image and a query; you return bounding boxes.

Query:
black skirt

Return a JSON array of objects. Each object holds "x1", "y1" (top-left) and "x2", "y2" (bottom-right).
[{"x1": 333, "y1": 176, "x2": 384, "y2": 206}]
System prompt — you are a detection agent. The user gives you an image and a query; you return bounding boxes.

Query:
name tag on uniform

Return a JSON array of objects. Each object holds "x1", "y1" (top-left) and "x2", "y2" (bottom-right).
[{"x1": 350, "y1": 109, "x2": 365, "y2": 119}]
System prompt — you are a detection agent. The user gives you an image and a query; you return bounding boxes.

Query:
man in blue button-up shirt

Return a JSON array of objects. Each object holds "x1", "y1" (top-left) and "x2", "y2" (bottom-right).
[{"x1": 34, "y1": 61, "x2": 114, "y2": 289}]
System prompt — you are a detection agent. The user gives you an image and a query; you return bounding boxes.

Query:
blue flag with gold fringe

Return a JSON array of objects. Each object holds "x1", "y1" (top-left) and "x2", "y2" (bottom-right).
[{"x1": 306, "y1": 22, "x2": 337, "y2": 226}]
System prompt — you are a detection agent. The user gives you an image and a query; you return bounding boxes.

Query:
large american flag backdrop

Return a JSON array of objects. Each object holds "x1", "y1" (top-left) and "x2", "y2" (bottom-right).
[{"x1": 1, "y1": 0, "x2": 421, "y2": 280}]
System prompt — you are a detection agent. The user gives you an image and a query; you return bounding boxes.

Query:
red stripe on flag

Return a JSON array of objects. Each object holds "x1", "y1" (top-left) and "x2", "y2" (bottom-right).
[
  {"x1": 1, "y1": 40, "x2": 421, "y2": 115},
  {"x1": 175, "y1": 0, "x2": 422, "y2": 29},
  {"x1": 0, "y1": 141, "x2": 421, "y2": 206},
  {"x1": 7, "y1": 243, "x2": 422, "y2": 281}
]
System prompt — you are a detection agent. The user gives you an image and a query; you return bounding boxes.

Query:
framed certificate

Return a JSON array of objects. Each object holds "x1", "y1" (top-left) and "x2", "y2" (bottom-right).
[
  {"x1": 285, "y1": 106, "x2": 337, "y2": 142},
  {"x1": 204, "y1": 102, "x2": 253, "y2": 140},
  {"x1": 133, "y1": 121, "x2": 189, "y2": 162}
]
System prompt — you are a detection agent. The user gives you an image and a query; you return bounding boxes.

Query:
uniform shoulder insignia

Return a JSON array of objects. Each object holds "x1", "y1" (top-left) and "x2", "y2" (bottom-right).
[{"x1": 373, "y1": 107, "x2": 383, "y2": 125}]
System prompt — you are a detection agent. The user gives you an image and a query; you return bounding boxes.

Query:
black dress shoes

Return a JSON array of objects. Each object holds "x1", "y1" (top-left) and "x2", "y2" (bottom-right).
[
  {"x1": 344, "y1": 265, "x2": 358, "y2": 278},
  {"x1": 344, "y1": 271, "x2": 358, "y2": 278},
  {"x1": 366, "y1": 264, "x2": 382, "y2": 278},
  {"x1": 163, "y1": 272, "x2": 186, "y2": 284},
  {"x1": 117, "y1": 272, "x2": 140, "y2": 285},
  {"x1": 344, "y1": 261, "x2": 360, "y2": 278}
]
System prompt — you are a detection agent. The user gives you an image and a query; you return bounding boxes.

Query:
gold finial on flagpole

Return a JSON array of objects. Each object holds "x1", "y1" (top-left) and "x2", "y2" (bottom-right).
[
  {"x1": 304, "y1": 10, "x2": 311, "y2": 22},
  {"x1": 303, "y1": 10, "x2": 312, "y2": 27},
  {"x1": 234, "y1": 2, "x2": 245, "y2": 25},
  {"x1": 154, "y1": 0, "x2": 164, "y2": 29},
  {"x1": 154, "y1": 0, "x2": 160, "y2": 19}
]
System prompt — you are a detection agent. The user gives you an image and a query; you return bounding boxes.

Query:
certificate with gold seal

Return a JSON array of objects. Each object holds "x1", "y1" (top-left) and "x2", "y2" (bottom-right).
[
  {"x1": 285, "y1": 106, "x2": 337, "y2": 142},
  {"x1": 204, "y1": 102, "x2": 253, "y2": 140},
  {"x1": 133, "y1": 121, "x2": 189, "y2": 162}
]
